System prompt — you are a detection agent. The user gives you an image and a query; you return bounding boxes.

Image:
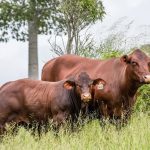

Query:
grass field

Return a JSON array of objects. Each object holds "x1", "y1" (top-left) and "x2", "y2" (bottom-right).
[{"x1": 0, "y1": 112, "x2": 149, "y2": 150}]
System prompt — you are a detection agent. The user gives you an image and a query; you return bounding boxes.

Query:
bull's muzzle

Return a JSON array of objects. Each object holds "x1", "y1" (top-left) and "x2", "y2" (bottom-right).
[
  {"x1": 81, "y1": 93, "x2": 92, "y2": 102},
  {"x1": 143, "y1": 75, "x2": 150, "y2": 83}
]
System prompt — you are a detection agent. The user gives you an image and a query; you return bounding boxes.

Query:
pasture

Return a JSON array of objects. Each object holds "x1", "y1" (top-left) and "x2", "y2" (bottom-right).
[
  {"x1": 0, "y1": 112, "x2": 149, "y2": 150},
  {"x1": 0, "y1": 1, "x2": 150, "y2": 150}
]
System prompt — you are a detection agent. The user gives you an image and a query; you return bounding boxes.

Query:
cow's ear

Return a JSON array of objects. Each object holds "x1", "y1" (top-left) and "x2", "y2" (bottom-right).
[
  {"x1": 120, "y1": 55, "x2": 129, "y2": 63},
  {"x1": 89, "y1": 80, "x2": 94, "y2": 85},
  {"x1": 63, "y1": 80, "x2": 75, "y2": 90},
  {"x1": 93, "y1": 78, "x2": 106, "y2": 90}
]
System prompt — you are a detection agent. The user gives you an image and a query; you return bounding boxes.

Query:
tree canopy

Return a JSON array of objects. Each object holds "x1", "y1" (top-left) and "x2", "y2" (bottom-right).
[
  {"x1": 52, "y1": 0, "x2": 105, "y2": 54},
  {"x1": 0, "y1": 0, "x2": 58, "y2": 42}
]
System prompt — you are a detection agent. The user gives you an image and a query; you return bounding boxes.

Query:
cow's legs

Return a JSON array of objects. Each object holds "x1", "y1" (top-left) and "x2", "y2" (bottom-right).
[
  {"x1": 52, "y1": 111, "x2": 69, "y2": 133},
  {"x1": 0, "y1": 111, "x2": 29, "y2": 135},
  {"x1": 0, "y1": 123, "x2": 6, "y2": 135},
  {"x1": 0, "y1": 113, "x2": 9, "y2": 135}
]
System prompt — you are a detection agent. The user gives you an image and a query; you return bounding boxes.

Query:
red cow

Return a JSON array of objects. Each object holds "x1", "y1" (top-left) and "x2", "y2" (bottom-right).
[
  {"x1": 42, "y1": 49, "x2": 150, "y2": 120},
  {"x1": 0, "y1": 72, "x2": 106, "y2": 133}
]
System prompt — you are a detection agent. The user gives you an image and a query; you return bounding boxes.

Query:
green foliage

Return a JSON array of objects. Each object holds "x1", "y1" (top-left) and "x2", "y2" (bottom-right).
[
  {"x1": 77, "y1": 32, "x2": 124, "y2": 59},
  {"x1": 0, "y1": 0, "x2": 58, "y2": 42},
  {"x1": 78, "y1": 18, "x2": 134, "y2": 58},
  {"x1": 140, "y1": 44, "x2": 150, "y2": 55},
  {"x1": 134, "y1": 85, "x2": 150, "y2": 112},
  {"x1": 0, "y1": 112, "x2": 150, "y2": 150},
  {"x1": 54, "y1": 0, "x2": 105, "y2": 34},
  {"x1": 76, "y1": 34, "x2": 99, "y2": 58},
  {"x1": 100, "y1": 49, "x2": 123, "y2": 59},
  {"x1": 77, "y1": 34, "x2": 124, "y2": 59}
]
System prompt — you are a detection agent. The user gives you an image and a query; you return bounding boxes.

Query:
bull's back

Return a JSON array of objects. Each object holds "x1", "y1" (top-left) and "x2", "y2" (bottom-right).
[
  {"x1": 0, "y1": 79, "x2": 59, "y2": 119},
  {"x1": 0, "y1": 79, "x2": 45, "y2": 107},
  {"x1": 41, "y1": 54, "x2": 118, "y2": 82},
  {"x1": 0, "y1": 80, "x2": 25, "y2": 114},
  {"x1": 42, "y1": 55, "x2": 98, "y2": 81},
  {"x1": 42, "y1": 55, "x2": 83, "y2": 81}
]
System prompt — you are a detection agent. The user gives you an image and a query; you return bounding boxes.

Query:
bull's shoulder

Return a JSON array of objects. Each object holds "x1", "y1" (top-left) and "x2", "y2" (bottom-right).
[
  {"x1": 0, "y1": 81, "x2": 12, "y2": 91},
  {"x1": 0, "y1": 79, "x2": 41, "y2": 92}
]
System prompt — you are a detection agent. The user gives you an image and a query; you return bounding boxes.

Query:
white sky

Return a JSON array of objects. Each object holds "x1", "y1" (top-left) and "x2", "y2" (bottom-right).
[{"x1": 0, "y1": 0, "x2": 150, "y2": 84}]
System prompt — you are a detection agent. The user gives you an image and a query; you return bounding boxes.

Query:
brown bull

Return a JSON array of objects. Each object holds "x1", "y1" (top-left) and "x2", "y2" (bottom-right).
[
  {"x1": 42, "y1": 49, "x2": 150, "y2": 120},
  {"x1": 0, "y1": 72, "x2": 106, "y2": 133}
]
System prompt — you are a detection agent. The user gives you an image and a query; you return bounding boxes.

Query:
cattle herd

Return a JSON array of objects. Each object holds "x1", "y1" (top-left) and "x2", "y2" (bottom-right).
[{"x1": 0, "y1": 49, "x2": 150, "y2": 134}]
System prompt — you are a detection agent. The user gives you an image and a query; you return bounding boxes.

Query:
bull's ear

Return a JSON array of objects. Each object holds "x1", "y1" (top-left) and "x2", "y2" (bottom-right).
[
  {"x1": 89, "y1": 80, "x2": 93, "y2": 85},
  {"x1": 93, "y1": 78, "x2": 106, "y2": 90},
  {"x1": 93, "y1": 78, "x2": 106, "y2": 86},
  {"x1": 63, "y1": 80, "x2": 75, "y2": 90},
  {"x1": 120, "y1": 55, "x2": 129, "y2": 63}
]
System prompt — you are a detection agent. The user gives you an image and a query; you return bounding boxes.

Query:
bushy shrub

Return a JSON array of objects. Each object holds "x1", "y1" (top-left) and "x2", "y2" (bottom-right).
[{"x1": 134, "y1": 85, "x2": 150, "y2": 112}]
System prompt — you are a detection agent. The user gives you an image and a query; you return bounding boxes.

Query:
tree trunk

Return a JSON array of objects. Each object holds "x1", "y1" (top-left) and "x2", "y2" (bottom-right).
[
  {"x1": 66, "y1": 22, "x2": 74, "y2": 54},
  {"x1": 66, "y1": 35, "x2": 73, "y2": 54},
  {"x1": 74, "y1": 29, "x2": 79, "y2": 55},
  {"x1": 28, "y1": 21, "x2": 39, "y2": 79}
]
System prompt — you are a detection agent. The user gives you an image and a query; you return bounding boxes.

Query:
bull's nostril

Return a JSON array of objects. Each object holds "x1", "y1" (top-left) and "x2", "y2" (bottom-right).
[
  {"x1": 82, "y1": 93, "x2": 91, "y2": 98},
  {"x1": 83, "y1": 94, "x2": 90, "y2": 97},
  {"x1": 143, "y1": 75, "x2": 150, "y2": 83}
]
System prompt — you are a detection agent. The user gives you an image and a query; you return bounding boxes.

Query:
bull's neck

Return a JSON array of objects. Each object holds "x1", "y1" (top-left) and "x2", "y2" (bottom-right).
[
  {"x1": 69, "y1": 88, "x2": 81, "y2": 114},
  {"x1": 121, "y1": 66, "x2": 141, "y2": 97}
]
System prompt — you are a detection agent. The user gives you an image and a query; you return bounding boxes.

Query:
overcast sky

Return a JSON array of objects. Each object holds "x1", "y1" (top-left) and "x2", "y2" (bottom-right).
[{"x1": 0, "y1": 0, "x2": 150, "y2": 84}]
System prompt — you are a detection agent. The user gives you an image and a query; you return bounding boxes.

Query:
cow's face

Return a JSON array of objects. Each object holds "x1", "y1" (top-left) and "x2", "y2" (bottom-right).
[
  {"x1": 121, "y1": 49, "x2": 150, "y2": 84},
  {"x1": 63, "y1": 72, "x2": 106, "y2": 103}
]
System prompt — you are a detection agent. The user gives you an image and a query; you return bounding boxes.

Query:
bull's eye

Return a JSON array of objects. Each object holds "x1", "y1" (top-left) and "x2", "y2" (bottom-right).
[
  {"x1": 131, "y1": 61, "x2": 138, "y2": 66},
  {"x1": 77, "y1": 84, "x2": 82, "y2": 88}
]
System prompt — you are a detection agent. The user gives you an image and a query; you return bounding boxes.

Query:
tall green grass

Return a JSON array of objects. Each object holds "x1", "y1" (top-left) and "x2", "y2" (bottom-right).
[{"x1": 0, "y1": 112, "x2": 149, "y2": 150}]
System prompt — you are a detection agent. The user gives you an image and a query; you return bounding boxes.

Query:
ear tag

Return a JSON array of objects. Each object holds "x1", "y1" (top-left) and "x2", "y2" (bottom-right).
[{"x1": 97, "y1": 82, "x2": 104, "y2": 90}]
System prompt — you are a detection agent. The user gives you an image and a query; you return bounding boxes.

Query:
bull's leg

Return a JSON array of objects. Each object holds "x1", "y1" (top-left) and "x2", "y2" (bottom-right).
[
  {"x1": 36, "y1": 122, "x2": 42, "y2": 137},
  {"x1": 0, "y1": 110, "x2": 13, "y2": 135},
  {"x1": 118, "y1": 101, "x2": 133, "y2": 127},
  {"x1": 35, "y1": 120, "x2": 49, "y2": 137},
  {"x1": 98, "y1": 101, "x2": 108, "y2": 119},
  {"x1": 111, "y1": 105, "x2": 122, "y2": 126},
  {"x1": 6, "y1": 113, "x2": 26, "y2": 134},
  {"x1": 0, "y1": 111, "x2": 30, "y2": 135},
  {"x1": 98, "y1": 101, "x2": 109, "y2": 128},
  {"x1": 0, "y1": 123, "x2": 6, "y2": 135},
  {"x1": 121, "y1": 108, "x2": 132, "y2": 126},
  {"x1": 0, "y1": 115, "x2": 9, "y2": 135},
  {"x1": 52, "y1": 112, "x2": 68, "y2": 133},
  {"x1": 81, "y1": 103, "x2": 87, "y2": 118},
  {"x1": 0, "y1": 96, "x2": 22, "y2": 135}
]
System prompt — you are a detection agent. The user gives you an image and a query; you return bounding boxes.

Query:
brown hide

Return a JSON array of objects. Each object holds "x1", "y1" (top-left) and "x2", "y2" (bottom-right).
[
  {"x1": 42, "y1": 49, "x2": 150, "y2": 119},
  {"x1": 0, "y1": 79, "x2": 79, "y2": 133},
  {"x1": 0, "y1": 72, "x2": 106, "y2": 132}
]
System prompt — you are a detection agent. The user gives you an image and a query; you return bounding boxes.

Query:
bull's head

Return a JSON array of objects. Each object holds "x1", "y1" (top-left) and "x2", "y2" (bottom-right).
[
  {"x1": 121, "y1": 49, "x2": 150, "y2": 84},
  {"x1": 63, "y1": 72, "x2": 106, "y2": 103}
]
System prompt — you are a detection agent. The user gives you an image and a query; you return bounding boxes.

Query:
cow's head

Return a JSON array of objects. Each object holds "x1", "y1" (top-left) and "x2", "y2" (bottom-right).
[
  {"x1": 63, "y1": 72, "x2": 106, "y2": 103},
  {"x1": 121, "y1": 49, "x2": 150, "y2": 84}
]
